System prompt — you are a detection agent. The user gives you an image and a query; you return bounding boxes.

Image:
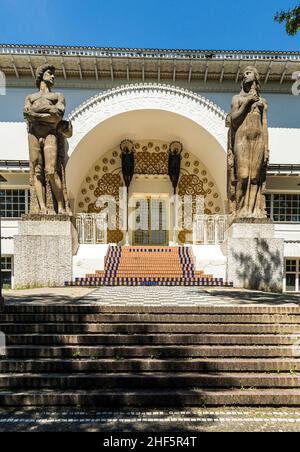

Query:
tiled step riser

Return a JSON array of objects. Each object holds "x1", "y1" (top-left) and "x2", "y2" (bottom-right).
[
  {"x1": 2, "y1": 374, "x2": 300, "y2": 390},
  {"x1": 2, "y1": 359, "x2": 300, "y2": 374},
  {"x1": 2, "y1": 392, "x2": 300, "y2": 407},
  {"x1": 5, "y1": 334, "x2": 300, "y2": 346},
  {"x1": 2, "y1": 324, "x2": 300, "y2": 334},
  {"x1": 70, "y1": 281, "x2": 230, "y2": 287},
  {"x1": 4, "y1": 346, "x2": 299, "y2": 359}
]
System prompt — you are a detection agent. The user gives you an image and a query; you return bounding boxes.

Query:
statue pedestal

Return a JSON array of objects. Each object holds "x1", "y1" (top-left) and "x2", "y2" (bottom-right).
[
  {"x1": 14, "y1": 215, "x2": 78, "y2": 289},
  {"x1": 224, "y1": 221, "x2": 284, "y2": 293}
]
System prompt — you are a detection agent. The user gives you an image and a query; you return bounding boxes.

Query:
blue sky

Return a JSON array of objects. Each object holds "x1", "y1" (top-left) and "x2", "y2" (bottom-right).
[{"x1": 0, "y1": 0, "x2": 299, "y2": 51}]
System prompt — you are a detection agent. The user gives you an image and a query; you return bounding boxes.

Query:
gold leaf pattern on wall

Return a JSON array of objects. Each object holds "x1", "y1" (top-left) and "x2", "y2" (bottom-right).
[{"x1": 135, "y1": 152, "x2": 168, "y2": 175}]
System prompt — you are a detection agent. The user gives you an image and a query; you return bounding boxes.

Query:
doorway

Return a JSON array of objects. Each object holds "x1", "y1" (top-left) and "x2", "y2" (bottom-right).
[{"x1": 133, "y1": 195, "x2": 169, "y2": 246}]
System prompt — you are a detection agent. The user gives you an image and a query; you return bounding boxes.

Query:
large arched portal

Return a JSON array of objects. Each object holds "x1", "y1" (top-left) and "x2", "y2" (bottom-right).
[{"x1": 66, "y1": 84, "x2": 228, "y2": 245}]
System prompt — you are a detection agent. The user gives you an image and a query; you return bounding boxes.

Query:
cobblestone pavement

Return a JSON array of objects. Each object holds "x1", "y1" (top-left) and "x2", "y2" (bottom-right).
[{"x1": 0, "y1": 408, "x2": 300, "y2": 432}]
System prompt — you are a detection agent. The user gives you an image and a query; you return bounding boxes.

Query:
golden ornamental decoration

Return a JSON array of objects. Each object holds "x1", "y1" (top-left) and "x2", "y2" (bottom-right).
[
  {"x1": 178, "y1": 175, "x2": 207, "y2": 197},
  {"x1": 135, "y1": 152, "x2": 168, "y2": 175}
]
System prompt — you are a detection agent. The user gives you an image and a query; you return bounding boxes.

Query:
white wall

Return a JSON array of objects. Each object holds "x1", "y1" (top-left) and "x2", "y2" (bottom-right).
[
  {"x1": 1, "y1": 87, "x2": 300, "y2": 128},
  {"x1": 73, "y1": 244, "x2": 109, "y2": 278}
]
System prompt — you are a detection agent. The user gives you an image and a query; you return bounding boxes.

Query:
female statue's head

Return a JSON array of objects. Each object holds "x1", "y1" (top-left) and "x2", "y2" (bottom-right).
[
  {"x1": 35, "y1": 64, "x2": 56, "y2": 89},
  {"x1": 242, "y1": 66, "x2": 261, "y2": 93}
]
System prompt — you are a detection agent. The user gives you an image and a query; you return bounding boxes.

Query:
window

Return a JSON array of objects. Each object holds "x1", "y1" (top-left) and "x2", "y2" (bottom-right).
[
  {"x1": 285, "y1": 259, "x2": 300, "y2": 292},
  {"x1": 1, "y1": 256, "x2": 12, "y2": 289},
  {"x1": 266, "y1": 194, "x2": 300, "y2": 223},
  {"x1": 0, "y1": 189, "x2": 29, "y2": 218}
]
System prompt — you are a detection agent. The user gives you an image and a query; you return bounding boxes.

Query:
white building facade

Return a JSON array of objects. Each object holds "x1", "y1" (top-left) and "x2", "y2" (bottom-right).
[{"x1": 0, "y1": 45, "x2": 300, "y2": 291}]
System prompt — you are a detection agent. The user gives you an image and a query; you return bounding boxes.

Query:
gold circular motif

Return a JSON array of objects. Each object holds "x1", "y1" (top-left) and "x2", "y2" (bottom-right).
[
  {"x1": 208, "y1": 201, "x2": 214, "y2": 208},
  {"x1": 93, "y1": 175, "x2": 99, "y2": 181},
  {"x1": 85, "y1": 197, "x2": 91, "y2": 203},
  {"x1": 162, "y1": 144, "x2": 168, "y2": 150},
  {"x1": 201, "y1": 170, "x2": 207, "y2": 176},
  {"x1": 86, "y1": 177, "x2": 91, "y2": 183},
  {"x1": 194, "y1": 161, "x2": 200, "y2": 167},
  {"x1": 184, "y1": 153, "x2": 190, "y2": 159},
  {"x1": 155, "y1": 146, "x2": 160, "y2": 152},
  {"x1": 142, "y1": 146, "x2": 148, "y2": 152},
  {"x1": 207, "y1": 189, "x2": 212, "y2": 195},
  {"x1": 213, "y1": 193, "x2": 219, "y2": 199},
  {"x1": 215, "y1": 207, "x2": 221, "y2": 213},
  {"x1": 209, "y1": 182, "x2": 214, "y2": 188},
  {"x1": 185, "y1": 162, "x2": 191, "y2": 167},
  {"x1": 89, "y1": 184, "x2": 95, "y2": 191},
  {"x1": 81, "y1": 188, "x2": 87, "y2": 195},
  {"x1": 110, "y1": 159, "x2": 116, "y2": 165},
  {"x1": 135, "y1": 143, "x2": 140, "y2": 150},
  {"x1": 193, "y1": 168, "x2": 199, "y2": 174},
  {"x1": 203, "y1": 178, "x2": 208, "y2": 184},
  {"x1": 95, "y1": 165, "x2": 100, "y2": 172},
  {"x1": 103, "y1": 166, "x2": 108, "y2": 173},
  {"x1": 148, "y1": 142, "x2": 153, "y2": 148},
  {"x1": 113, "y1": 151, "x2": 119, "y2": 158},
  {"x1": 103, "y1": 158, "x2": 108, "y2": 164},
  {"x1": 79, "y1": 202, "x2": 84, "y2": 209}
]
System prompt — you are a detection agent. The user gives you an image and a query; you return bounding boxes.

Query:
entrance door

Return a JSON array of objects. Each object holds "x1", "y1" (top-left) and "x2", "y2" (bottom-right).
[{"x1": 134, "y1": 196, "x2": 169, "y2": 246}]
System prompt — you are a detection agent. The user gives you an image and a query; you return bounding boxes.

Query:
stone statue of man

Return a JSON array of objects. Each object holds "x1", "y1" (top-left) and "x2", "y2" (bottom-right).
[
  {"x1": 226, "y1": 66, "x2": 269, "y2": 220},
  {"x1": 24, "y1": 64, "x2": 72, "y2": 215}
]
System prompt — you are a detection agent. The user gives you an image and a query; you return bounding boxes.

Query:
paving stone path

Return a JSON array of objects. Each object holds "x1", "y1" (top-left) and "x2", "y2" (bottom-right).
[{"x1": 1, "y1": 408, "x2": 300, "y2": 432}]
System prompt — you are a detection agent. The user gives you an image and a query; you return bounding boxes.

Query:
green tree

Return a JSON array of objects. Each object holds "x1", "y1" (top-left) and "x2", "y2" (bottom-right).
[{"x1": 275, "y1": 4, "x2": 300, "y2": 36}]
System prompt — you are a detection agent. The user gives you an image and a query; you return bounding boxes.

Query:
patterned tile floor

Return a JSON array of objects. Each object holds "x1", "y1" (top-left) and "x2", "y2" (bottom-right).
[
  {"x1": 82, "y1": 286, "x2": 299, "y2": 306},
  {"x1": 4, "y1": 286, "x2": 300, "y2": 306},
  {"x1": 83, "y1": 287, "x2": 237, "y2": 306}
]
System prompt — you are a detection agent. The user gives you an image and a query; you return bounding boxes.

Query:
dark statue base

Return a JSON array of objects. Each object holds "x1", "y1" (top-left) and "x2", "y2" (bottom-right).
[{"x1": 14, "y1": 215, "x2": 78, "y2": 289}]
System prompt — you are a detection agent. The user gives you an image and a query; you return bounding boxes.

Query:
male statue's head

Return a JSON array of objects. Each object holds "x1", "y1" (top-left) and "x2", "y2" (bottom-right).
[
  {"x1": 35, "y1": 64, "x2": 56, "y2": 89},
  {"x1": 242, "y1": 66, "x2": 261, "y2": 93}
]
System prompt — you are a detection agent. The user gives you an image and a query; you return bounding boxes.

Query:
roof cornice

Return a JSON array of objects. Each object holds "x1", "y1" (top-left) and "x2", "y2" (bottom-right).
[{"x1": 1, "y1": 44, "x2": 300, "y2": 60}]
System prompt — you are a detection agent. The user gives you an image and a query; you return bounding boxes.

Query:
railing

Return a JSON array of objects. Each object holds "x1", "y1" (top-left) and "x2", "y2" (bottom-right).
[
  {"x1": 76, "y1": 214, "x2": 108, "y2": 244},
  {"x1": 193, "y1": 215, "x2": 228, "y2": 245}
]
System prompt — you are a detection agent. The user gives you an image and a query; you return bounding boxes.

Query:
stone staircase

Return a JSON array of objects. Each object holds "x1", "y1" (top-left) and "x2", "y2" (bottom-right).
[
  {"x1": 1, "y1": 304, "x2": 300, "y2": 406},
  {"x1": 67, "y1": 246, "x2": 232, "y2": 287}
]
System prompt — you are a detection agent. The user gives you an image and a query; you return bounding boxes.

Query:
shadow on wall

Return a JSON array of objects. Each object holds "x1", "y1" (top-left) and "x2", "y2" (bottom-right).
[{"x1": 233, "y1": 239, "x2": 283, "y2": 293}]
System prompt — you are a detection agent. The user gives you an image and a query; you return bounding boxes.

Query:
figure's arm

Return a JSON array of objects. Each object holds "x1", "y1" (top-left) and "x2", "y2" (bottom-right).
[
  {"x1": 53, "y1": 93, "x2": 66, "y2": 117},
  {"x1": 230, "y1": 94, "x2": 259, "y2": 130},
  {"x1": 262, "y1": 99, "x2": 269, "y2": 164},
  {"x1": 24, "y1": 95, "x2": 52, "y2": 121},
  {"x1": 23, "y1": 95, "x2": 33, "y2": 119}
]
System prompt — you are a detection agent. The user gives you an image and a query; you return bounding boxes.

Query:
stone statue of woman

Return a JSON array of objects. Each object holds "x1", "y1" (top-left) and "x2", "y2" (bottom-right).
[{"x1": 226, "y1": 66, "x2": 269, "y2": 220}]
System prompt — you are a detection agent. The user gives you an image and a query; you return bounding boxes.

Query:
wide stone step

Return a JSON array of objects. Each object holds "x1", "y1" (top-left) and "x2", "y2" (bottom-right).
[
  {"x1": 1, "y1": 373, "x2": 300, "y2": 390},
  {"x1": 1, "y1": 358, "x2": 300, "y2": 373},
  {"x1": 5, "y1": 333, "x2": 299, "y2": 346},
  {"x1": 1, "y1": 388, "x2": 300, "y2": 407},
  {"x1": 1, "y1": 323, "x2": 300, "y2": 334},
  {"x1": 4, "y1": 345, "x2": 298, "y2": 359},
  {"x1": 4, "y1": 306, "x2": 300, "y2": 315},
  {"x1": 1, "y1": 314, "x2": 300, "y2": 324}
]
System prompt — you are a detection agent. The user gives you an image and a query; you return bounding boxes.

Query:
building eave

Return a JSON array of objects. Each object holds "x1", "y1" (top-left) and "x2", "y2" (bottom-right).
[{"x1": 1, "y1": 44, "x2": 300, "y2": 85}]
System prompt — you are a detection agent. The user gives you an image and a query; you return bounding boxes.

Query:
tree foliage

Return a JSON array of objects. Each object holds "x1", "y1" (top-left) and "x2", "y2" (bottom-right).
[{"x1": 275, "y1": 4, "x2": 300, "y2": 36}]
